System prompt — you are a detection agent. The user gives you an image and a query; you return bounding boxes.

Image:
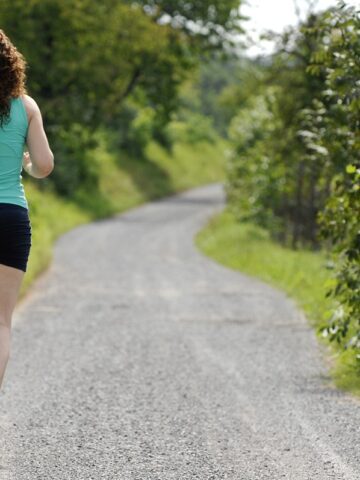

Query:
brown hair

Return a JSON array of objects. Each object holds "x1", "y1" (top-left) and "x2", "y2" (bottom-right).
[{"x1": 0, "y1": 29, "x2": 27, "y2": 127}]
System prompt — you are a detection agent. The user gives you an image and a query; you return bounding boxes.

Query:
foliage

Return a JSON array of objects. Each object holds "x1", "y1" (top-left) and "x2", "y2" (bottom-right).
[
  {"x1": 1, "y1": 0, "x2": 242, "y2": 196},
  {"x1": 225, "y1": 11, "x2": 333, "y2": 248},
  {"x1": 224, "y1": 0, "x2": 360, "y2": 366},
  {"x1": 307, "y1": 2, "x2": 360, "y2": 360},
  {"x1": 225, "y1": 90, "x2": 285, "y2": 233},
  {"x1": 49, "y1": 124, "x2": 100, "y2": 197},
  {"x1": 133, "y1": 0, "x2": 245, "y2": 52},
  {"x1": 0, "y1": 0, "x2": 190, "y2": 130},
  {"x1": 319, "y1": 166, "x2": 360, "y2": 358},
  {"x1": 108, "y1": 102, "x2": 157, "y2": 158}
]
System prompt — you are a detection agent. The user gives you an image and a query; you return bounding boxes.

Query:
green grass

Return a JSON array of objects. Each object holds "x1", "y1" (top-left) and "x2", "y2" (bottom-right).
[
  {"x1": 20, "y1": 182, "x2": 92, "y2": 296},
  {"x1": 195, "y1": 207, "x2": 360, "y2": 396},
  {"x1": 20, "y1": 135, "x2": 227, "y2": 298}
]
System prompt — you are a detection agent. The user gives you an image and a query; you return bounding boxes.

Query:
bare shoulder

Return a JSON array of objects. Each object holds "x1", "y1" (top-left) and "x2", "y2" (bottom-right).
[{"x1": 21, "y1": 94, "x2": 41, "y2": 120}]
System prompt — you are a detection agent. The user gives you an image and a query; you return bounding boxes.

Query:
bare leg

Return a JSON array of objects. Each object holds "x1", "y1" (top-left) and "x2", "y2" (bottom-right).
[{"x1": 0, "y1": 264, "x2": 24, "y2": 390}]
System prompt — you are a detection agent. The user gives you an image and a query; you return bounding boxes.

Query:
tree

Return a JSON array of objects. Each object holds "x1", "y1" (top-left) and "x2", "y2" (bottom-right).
[
  {"x1": 133, "y1": 0, "x2": 245, "y2": 53},
  {"x1": 310, "y1": 2, "x2": 360, "y2": 359},
  {"x1": 0, "y1": 0, "x2": 198, "y2": 193},
  {"x1": 0, "y1": 0, "x2": 191, "y2": 130}
]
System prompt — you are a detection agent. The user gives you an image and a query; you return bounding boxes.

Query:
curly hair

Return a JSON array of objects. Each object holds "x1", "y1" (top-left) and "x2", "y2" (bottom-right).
[{"x1": 0, "y1": 29, "x2": 27, "y2": 128}]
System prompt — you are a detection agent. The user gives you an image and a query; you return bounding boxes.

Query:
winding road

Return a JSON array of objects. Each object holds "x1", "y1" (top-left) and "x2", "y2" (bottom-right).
[{"x1": 1, "y1": 183, "x2": 359, "y2": 479}]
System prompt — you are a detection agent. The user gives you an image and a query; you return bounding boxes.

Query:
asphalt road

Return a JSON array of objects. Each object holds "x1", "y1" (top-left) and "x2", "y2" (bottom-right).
[{"x1": 0, "y1": 183, "x2": 359, "y2": 479}]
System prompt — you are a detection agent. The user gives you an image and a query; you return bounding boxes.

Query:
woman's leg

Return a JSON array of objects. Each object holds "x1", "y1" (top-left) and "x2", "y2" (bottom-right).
[{"x1": 0, "y1": 264, "x2": 24, "y2": 390}]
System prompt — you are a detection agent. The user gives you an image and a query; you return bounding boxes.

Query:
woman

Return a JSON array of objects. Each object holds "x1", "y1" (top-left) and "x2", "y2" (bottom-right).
[{"x1": 0, "y1": 29, "x2": 54, "y2": 390}]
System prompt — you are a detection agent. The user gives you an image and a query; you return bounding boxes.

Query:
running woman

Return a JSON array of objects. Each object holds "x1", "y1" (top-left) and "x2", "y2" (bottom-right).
[{"x1": 0, "y1": 29, "x2": 54, "y2": 390}]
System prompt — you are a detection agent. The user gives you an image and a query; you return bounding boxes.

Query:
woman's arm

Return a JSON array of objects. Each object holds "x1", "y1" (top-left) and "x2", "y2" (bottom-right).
[{"x1": 22, "y1": 94, "x2": 54, "y2": 178}]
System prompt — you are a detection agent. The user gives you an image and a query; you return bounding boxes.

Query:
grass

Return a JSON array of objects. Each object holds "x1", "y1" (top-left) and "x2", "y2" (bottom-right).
[
  {"x1": 195, "y1": 207, "x2": 360, "y2": 396},
  {"x1": 20, "y1": 134, "x2": 227, "y2": 299},
  {"x1": 20, "y1": 182, "x2": 92, "y2": 296}
]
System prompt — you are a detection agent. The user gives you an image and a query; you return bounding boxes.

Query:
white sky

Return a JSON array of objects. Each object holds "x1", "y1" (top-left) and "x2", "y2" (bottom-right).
[{"x1": 242, "y1": 0, "x2": 359, "y2": 57}]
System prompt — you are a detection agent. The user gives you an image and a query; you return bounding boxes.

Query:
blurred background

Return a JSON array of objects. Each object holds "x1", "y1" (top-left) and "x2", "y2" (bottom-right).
[{"x1": 2, "y1": 0, "x2": 359, "y2": 388}]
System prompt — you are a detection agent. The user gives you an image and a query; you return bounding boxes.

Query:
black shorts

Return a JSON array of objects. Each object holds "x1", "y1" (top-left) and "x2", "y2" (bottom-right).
[{"x1": 0, "y1": 203, "x2": 32, "y2": 272}]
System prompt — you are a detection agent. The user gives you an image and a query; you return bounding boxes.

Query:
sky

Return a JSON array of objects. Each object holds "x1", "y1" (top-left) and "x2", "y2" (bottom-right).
[{"x1": 241, "y1": 0, "x2": 359, "y2": 57}]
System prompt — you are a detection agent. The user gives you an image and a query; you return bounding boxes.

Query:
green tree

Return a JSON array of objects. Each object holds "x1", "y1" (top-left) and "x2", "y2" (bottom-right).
[
  {"x1": 133, "y1": 0, "x2": 245, "y2": 52},
  {"x1": 0, "y1": 0, "x2": 198, "y2": 193},
  {"x1": 309, "y1": 2, "x2": 360, "y2": 359},
  {"x1": 0, "y1": 0, "x2": 190, "y2": 130},
  {"x1": 226, "y1": 11, "x2": 329, "y2": 247},
  {"x1": 225, "y1": 0, "x2": 360, "y2": 364}
]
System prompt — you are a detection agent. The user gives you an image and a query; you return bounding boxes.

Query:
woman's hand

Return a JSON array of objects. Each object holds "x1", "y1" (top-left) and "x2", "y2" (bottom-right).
[
  {"x1": 22, "y1": 95, "x2": 54, "y2": 178},
  {"x1": 22, "y1": 149, "x2": 52, "y2": 178},
  {"x1": 22, "y1": 151, "x2": 32, "y2": 173}
]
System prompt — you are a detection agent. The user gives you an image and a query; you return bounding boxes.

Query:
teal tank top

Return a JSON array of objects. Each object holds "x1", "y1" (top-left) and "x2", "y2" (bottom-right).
[{"x1": 0, "y1": 96, "x2": 29, "y2": 210}]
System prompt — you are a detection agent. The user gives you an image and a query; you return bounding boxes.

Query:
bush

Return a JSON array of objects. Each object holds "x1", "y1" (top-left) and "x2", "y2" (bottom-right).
[
  {"x1": 319, "y1": 166, "x2": 360, "y2": 358},
  {"x1": 224, "y1": 1, "x2": 360, "y2": 365},
  {"x1": 310, "y1": 2, "x2": 360, "y2": 359},
  {"x1": 50, "y1": 124, "x2": 100, "y2": 197}
]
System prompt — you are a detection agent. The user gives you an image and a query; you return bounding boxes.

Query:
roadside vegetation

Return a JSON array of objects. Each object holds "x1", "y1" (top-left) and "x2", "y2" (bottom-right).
[{"x1": 196, "y1": 1, "x2": 360, "y2": 393}]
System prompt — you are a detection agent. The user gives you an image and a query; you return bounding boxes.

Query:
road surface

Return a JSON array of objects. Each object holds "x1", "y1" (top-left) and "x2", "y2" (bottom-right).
[{"x1": 0, "y1": 183, "x2": 359, "y2": 479}]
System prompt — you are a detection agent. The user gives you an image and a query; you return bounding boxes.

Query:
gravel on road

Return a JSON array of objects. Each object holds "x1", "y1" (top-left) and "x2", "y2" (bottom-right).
[{"x1": 0, "y1": 183, "x2": 359, "y2": 479}]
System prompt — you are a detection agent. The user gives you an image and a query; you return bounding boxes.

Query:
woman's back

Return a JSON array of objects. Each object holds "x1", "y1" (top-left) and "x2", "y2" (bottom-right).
[
  {"x1": 0, "y1": 96, "x2": 28, "y2": 209},
  {"x1": 0, "y1": 28, "x2": 54, "y2": 394}
]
